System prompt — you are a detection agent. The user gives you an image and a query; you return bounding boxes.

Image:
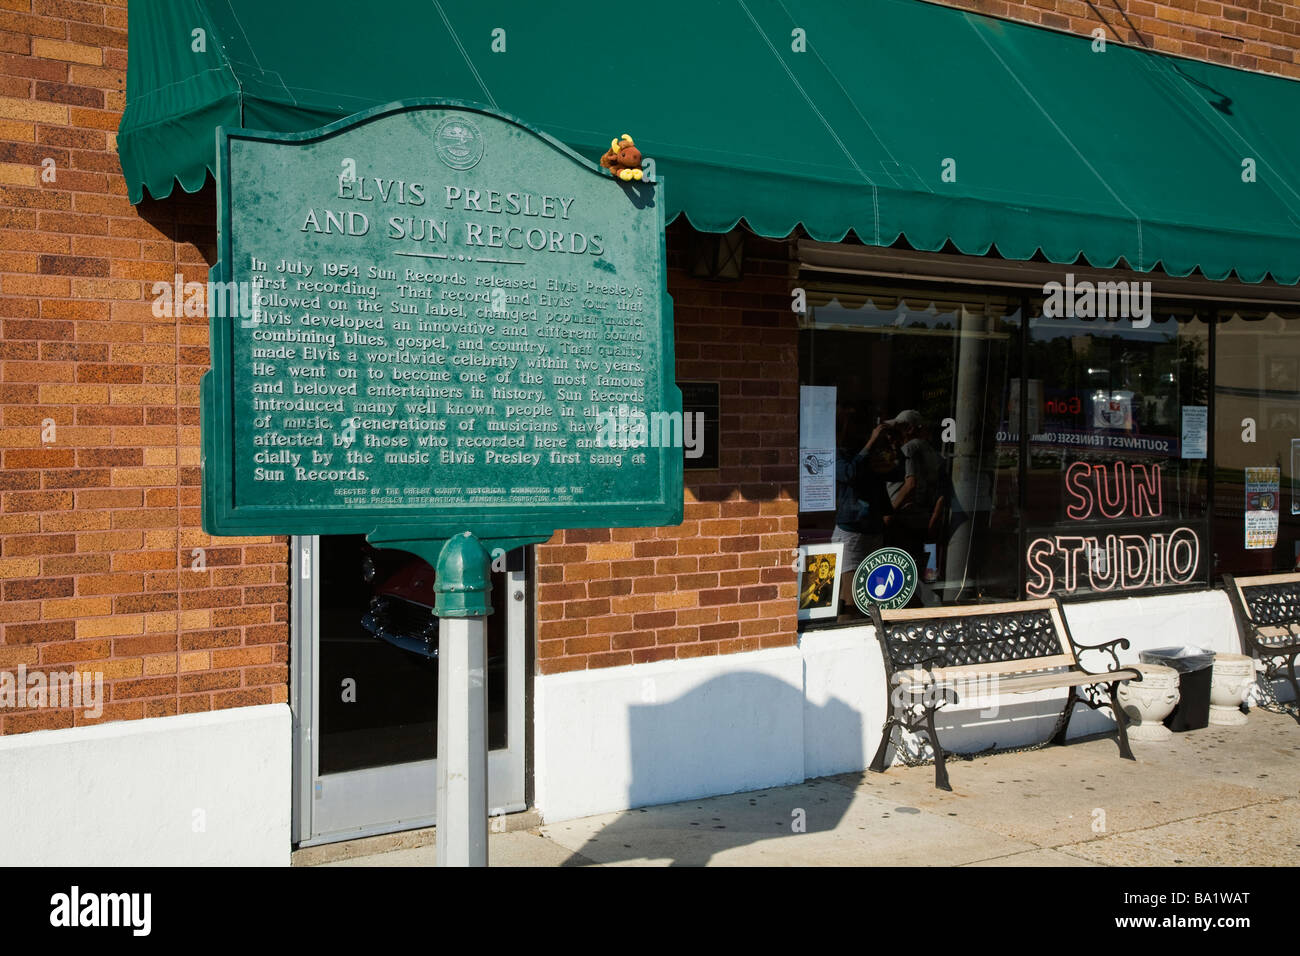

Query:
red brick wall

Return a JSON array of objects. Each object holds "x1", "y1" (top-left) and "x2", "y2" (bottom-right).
[
  {"x1": 534, "y1": 0, "x2": 1300, "y2": 673},
  {"x1": 4, "y1": 0, "x2": 1300, "y2": 722},
  {"x1": 930, "y1": 0, "x2": 1300, "y2": 78},
  {"x1": 534, "y1": 224, "x2": 800, "y2": 674},
  {"x1": 0, "y1": 0, "x2": 288, "y2": 734}
]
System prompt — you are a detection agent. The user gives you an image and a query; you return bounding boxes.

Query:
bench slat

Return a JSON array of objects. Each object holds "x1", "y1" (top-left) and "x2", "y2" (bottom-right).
[
  {"x1": 912, "y1": 653, "x2": 1077, "y2": 680},
  {"x1": 1255, "y1": 625, "x2": 1300, "y2": 648},
  {"x1": 1234, "y1": 572, "x2": 1300, "y2": 589},
  {"x1": 876, "y1": 598, "x2": 1059, "y2": 621},
  {"x1": 895, "y1": 667, "x2": 1140, "y2": 696}
]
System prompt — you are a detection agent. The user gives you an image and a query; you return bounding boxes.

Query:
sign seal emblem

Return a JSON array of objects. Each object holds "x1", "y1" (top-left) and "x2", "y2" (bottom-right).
[
  {"x1": 434, "y1": 116, "x2": 484, "y2": 170},
  {"x1": 852, "y1": 547, "x2": 918, "y2": 613}
]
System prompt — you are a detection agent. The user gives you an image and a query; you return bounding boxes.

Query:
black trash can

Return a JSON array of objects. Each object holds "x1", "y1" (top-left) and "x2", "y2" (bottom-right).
[{"x1": 1139, "y1": 646, "x2": 1215, "y2": 732}]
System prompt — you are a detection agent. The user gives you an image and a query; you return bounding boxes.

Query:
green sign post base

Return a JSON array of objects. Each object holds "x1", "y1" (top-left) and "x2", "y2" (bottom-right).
[{"x1": 433, "y1": 531, "x2": 493, "y2": 618}]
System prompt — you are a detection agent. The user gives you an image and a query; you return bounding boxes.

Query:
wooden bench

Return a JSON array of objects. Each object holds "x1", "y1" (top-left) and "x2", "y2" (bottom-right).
[
  {"x1": 867, "y1": 598, "x2": 1141, "y2": 790},
  {"x1": 1223, "y1": 573, "x2": 1300, "y2": 719}
]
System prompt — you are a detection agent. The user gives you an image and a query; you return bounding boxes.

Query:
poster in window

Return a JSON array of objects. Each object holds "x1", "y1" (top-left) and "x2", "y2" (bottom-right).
[
  {"x1": 797, "y1": 542, "x2": 843, "y2": 621},
  {"x1": 1008, "y1": 378, "x2": 1043, "y2": 439},
  {"x1": 1091, "y1": 389, "x2": 1134, "y2": 430},
  {"x1": 799, "y1": 385, "x2": 836, "y2": 512},
  {"x1": 922, "y1": 542, "x2": 939, "y2": 584},
  {"x1": 1245, "y1": 466, "x2": 1280, "y2": 550},
  {"x1": 800, "y1": 449, "x2": 836, "y2": 512},
  {"x1": 1293, "y1": 441, "x2": 1300, "y2": 516},
  {"x1": 1180, "y1": 406, "x2": 1207, "y2": 459}
]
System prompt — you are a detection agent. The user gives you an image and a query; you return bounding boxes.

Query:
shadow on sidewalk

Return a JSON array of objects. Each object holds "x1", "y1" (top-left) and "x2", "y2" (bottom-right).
[{"x1": 552, "y1": 671, "x2": 862, "y2": 866}]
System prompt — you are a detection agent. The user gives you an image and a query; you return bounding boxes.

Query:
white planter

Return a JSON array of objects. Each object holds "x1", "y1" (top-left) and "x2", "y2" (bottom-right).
[
  {"x1": 1116, "y1": 664, "x2": 1180, "y2": 741},
  {"x1": 1210, "y1": 653, "x2": 1254, "y2": 726}
]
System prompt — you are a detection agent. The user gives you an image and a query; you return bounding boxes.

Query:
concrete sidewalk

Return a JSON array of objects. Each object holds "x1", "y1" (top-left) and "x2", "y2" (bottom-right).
[{"x1": 301, "y1": 709, "x2": 1300, "y2": 867}]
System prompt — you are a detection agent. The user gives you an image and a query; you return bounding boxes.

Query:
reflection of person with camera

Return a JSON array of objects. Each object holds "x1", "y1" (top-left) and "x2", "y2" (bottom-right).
[
  {"x1": 878, "y1": 410, "x2": 941, "y2": 580},
  {"x1": 834, "y1": 405, "x2": 895, "y2": 610}
]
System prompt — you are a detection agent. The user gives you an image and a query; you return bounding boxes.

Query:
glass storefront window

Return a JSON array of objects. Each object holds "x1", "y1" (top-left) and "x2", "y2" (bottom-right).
[
  {"x1": 317, "y1": 534, "x2": 509, "y2": 774},
  {"x1": 798, "y1": 282, "x2": 1022, "y2": 620},
  {"x1": 797, "y1": 275, "x2": 1225, "y2": 625},
  {"x1": 1213, "y1": 309, "x2": 1300, "y2": 576},
  {"x1": 1022, "y1": 304, "x2": 1211, "y2": 599}
]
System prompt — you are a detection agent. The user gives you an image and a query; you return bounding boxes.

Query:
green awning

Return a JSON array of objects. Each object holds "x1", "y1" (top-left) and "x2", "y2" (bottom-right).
[{"x1": 119, "y1": 0, "x2": 1300, "y2": 284}]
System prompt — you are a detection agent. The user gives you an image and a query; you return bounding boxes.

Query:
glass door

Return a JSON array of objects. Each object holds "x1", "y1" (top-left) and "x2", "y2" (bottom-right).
[{"x1": 292, "y1": 535, "x2": 527, "y2": 846}]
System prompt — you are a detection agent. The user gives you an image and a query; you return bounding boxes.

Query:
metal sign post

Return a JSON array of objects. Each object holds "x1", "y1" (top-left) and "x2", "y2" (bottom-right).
[{"x1": 433, "y1": 532, "x2": 492, "y2": 867}]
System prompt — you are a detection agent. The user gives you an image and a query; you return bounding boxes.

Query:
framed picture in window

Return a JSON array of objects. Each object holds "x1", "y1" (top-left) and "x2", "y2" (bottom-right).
[
  {"x1": 1266, "y1": 356, "x2": 1299, "y2": 392},
  {"x1": 1292, "y1": 439, "x2": 1300, "y2": 517},
  {"x1": 797, "y1": 542, "x2": 844, "y2": 621},
  {"x1": 1265, "y1": 402, "x2": 1299, "y2": 434}
]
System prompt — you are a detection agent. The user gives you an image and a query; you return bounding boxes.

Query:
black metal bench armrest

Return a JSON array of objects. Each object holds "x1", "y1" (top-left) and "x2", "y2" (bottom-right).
[{"x1": 1069, "y1": 636, "x2": 1133, "y2": 676}]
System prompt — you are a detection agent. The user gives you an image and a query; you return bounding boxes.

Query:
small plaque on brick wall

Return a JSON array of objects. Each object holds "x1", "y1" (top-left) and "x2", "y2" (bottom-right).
[{"x1": 679, "y1": 381, "x2": 719, "y2": 469}]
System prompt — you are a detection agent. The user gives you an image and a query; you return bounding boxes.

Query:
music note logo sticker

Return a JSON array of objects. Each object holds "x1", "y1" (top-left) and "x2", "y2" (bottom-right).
[
  {"x1": 873, "y1": 567, "x2": 896, "y2": 599},
  {"x1": 853, "y1": 547, "x2": 918, "y2": 613}
]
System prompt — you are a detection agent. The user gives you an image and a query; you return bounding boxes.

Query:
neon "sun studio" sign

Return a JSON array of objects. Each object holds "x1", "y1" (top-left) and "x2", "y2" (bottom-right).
[
  {"x1": 1064, "y1": 461, "x2": 1162, "y2": 519},
  {"x1": 1026, "y1": 461, "x2": 1200, "y2": 597}
]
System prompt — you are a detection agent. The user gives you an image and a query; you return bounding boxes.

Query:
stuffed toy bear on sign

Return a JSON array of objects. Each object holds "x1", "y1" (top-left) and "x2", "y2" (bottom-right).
[{"x1": 600, "y1": 134, "x2": 644, "y2": 182}]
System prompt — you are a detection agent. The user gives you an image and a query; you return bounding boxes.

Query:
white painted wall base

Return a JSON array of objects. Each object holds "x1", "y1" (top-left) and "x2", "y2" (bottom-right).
[
  {"x1": 0, "y1": 703, "x2": 290, "y2": 866},
  {"x1": 535, "y1": 648, "x2": 806, "y2": 822},
  {"x1": 535, "y1": 588, "x2": 1284, "y2": 822}
]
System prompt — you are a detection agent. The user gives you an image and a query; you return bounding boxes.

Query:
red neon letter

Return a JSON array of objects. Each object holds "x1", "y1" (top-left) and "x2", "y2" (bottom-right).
[
  {"x1": 1166, "y1": 528, "x2": 1199, "y2": 583},
  {"x1": 1086, "y1": 535, "x2": 1120, "y2": 591},
  {"x1": 1025, "y1": 538, "x2": 1056, "y2": 598},
  {"x1": 1055, "y1": 536, "x2": 1088, "y2": 593},
  {"x1": 1119, "y1": 534, "x2": 1150, "y2": 590},
  {"x1": 1064, "y1": 462, "x2": 1094, "y2": 520},
  {"x1": 1130, "y1": 463, "x2": 1162, "y2": 518},
  {"x1": 1094, "y1": 463, "x2": 1128, "y2": 519}
]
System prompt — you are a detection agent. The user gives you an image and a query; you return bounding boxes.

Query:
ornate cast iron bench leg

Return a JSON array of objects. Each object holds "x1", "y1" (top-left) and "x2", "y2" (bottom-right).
[
  {"x1": 869, "y1": 712, "x2": 895, "y2": 774},
  {"x1": 1251, "y1": 654, "x2": 1300, "y2": 720},
  {"x1": 925, "y1": 700, "x2": 951, "y2": 791},
  {"x1": 1110, "y1": 680, "x2": 1136, "y2": 761},
  {"x1": 1074, "y1": 679, "x2": 1135, "y2": 760},
  {"x1": 1049, "y1": 687, "x2": 1077, "y2": 746},
  {"x1": 868, "y1": 684, "x2": 951, "y2": 789}
]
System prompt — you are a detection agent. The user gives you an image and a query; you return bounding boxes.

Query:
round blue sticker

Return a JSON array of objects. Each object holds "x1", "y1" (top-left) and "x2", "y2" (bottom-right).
[
  {"x1": 867, "y1": 564, "x2": 905, "y2": 602},
  {"x1": 852, "y1": 547, "x2": 918, "y2": 612}
]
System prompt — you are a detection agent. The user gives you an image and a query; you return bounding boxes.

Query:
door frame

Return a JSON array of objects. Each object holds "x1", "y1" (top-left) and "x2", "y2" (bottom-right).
[{"x1": 291, "y1": 535, "x2": 528, "y2": 847}]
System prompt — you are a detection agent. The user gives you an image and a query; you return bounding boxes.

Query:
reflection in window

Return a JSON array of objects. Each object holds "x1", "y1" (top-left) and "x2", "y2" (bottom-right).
[
  {"x1": 1022, "y1": 304, "x2": 1209, "y2": 599},
  {"x1": 1214, "y1": 309, "x2": 1300, "y2": 577},
  {"x1": 317, "y1": 534, "x2": 508, "y2": 774},
  {"x1": 798, "y1": 283, "x2": 1021, "y2": 619},
  {"x1": 795, "y1": 274, "x2": 1300, "y2": 620}
]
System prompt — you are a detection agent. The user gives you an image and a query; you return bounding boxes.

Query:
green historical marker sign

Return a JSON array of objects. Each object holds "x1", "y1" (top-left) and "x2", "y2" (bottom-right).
[{"x1": 201, "y1": 101, "x2": 681, "y2": 554}]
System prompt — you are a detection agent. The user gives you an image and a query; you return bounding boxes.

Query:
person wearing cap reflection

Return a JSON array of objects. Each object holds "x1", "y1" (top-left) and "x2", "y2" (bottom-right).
[
  {"x1": 877, "y1": 410, "x2": 940, "y2": 594},
  {"x1": 833, "y1": 404, "x2": 894, "y2": 611}
]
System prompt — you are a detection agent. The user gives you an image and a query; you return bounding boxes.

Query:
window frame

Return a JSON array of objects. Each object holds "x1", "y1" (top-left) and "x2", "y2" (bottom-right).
[{"x1": 795, "y1": 271, "x2": 1227, "y2": 631}]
